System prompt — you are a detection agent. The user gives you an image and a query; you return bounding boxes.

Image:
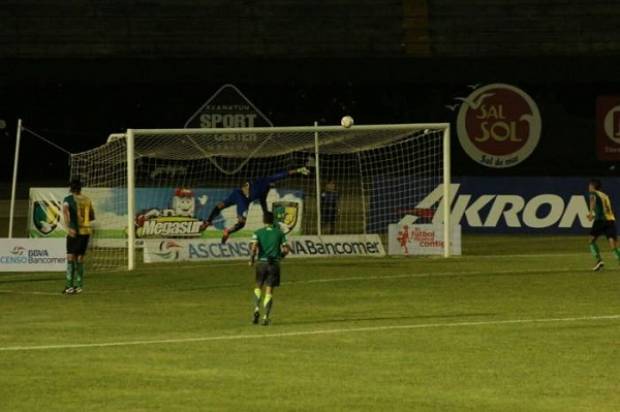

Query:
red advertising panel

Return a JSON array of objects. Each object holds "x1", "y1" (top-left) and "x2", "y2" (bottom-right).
[{"x1": 596, "y1": 96, "x2": 620, "y2": 160}]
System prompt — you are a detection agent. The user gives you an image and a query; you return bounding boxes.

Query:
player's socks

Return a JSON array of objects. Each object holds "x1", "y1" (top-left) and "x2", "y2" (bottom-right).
[
  {"x1": 65, "y1": 261, "x2": 75, "y2": 289},
  {"x1": 75, "y1": 262, "x2": 84, "y2": 288},
  {"x1": 263, "y1": 293, "x2": 273, "y2": 319},
  {"x1": 206, "y1": 206, "x2": 222, "y2": 223},
  {"x1": 222, "y1": 221, "x2": 246, "y2": 243},
  {"x1": 229, "y1": 221, "x2": 246, "y2": 234},
  {"x1": 253, "y1": 288, "x2": 262, "y2": 311},
  {"x1": 221, "y1": 228, "x2": 231, "y2": 244},
  {"x1": 589, "y1": 242, "x2": 601, "y2": 261}
]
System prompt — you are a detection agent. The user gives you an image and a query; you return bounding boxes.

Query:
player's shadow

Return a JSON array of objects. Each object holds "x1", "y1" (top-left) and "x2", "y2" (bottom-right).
[
  {"x1": 277, "y1": 312, "x2": 497, "y2": 326},
  {"x1": 0, "y1": 276, "x2": 59, "y2": 284}
]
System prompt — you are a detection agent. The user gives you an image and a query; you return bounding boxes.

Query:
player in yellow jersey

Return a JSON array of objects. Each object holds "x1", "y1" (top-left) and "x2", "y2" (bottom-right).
[
  {"x1": 62, "y1": 179, "x2": 95, "y2": 294},
  {"x1": 587, "y1": 179, "x2": 620, "y2": 271}
]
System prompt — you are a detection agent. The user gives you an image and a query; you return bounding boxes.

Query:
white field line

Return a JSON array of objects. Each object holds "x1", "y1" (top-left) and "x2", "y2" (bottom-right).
[
  {"x1": 0, "y1": 252, "x2": 589, "y2": 279},
  {"x1": 0, "y1": 267, "x2": 589, "y2": 296},
  {"x1": 0, "y1": 314, "x2": 618, "y2": 352},
  {"x1": 0, "y1": 290, "x2": 60, "y2": 296},
  {"x1": 161, "y1": 252, "x2": 586, "y2": 270},
  {"x1": 284, "y1": 267, "x2": 581, "y2": 285}
]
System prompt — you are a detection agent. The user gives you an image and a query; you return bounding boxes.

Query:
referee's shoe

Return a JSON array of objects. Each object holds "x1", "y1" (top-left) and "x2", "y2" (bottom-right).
[{"x1": 593, "y1": 260, "x2": 604, "y2": 272}]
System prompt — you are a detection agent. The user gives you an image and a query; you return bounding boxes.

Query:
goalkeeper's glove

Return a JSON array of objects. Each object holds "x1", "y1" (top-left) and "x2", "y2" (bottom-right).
[{"x1": 295, "y1": 167, "x2": 310, "y2": 176}]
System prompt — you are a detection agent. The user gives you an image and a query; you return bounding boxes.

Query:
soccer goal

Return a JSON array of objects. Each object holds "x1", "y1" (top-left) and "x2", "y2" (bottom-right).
[{"x1": 69, "y1": 123, "x2": 451, "y2": 271}]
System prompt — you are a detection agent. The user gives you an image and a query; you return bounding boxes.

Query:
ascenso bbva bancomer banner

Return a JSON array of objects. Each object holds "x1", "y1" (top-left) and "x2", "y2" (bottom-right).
[
  {"x1": 0, "y1": 238, "x2": 65, "y2": 272},
  {"x1": 143, "y1": 235, "x2": 385, "y2": 263}
]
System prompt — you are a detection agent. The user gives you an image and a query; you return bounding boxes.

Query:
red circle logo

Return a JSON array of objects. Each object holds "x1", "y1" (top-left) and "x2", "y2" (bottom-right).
[{"x1": 457, "y1": 84, "x2": 541, "y2": 168}]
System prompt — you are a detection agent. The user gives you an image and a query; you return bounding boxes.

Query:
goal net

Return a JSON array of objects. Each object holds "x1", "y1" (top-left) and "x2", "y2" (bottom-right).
[{"x1": 70, "y1": 124, "x2": 450, "y2": 271}]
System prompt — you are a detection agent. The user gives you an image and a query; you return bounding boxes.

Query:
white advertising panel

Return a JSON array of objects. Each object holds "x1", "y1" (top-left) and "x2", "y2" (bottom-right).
[
  {"x1": 388, "y1": 224, "x2": 461, "y2": 256},
  {"x1": 144, "y1": 235, "x2": 385, "y2": 263},
  {"x1": 0, "y1": 238, "x2": 66, "y2": 272}
]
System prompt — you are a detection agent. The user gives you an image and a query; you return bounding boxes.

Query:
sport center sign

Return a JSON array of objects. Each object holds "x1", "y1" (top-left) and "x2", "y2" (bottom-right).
[
  {"x1": 185, "y1": 84, "x2": 273, "y2": 152},
  {"x1": 143, "y1": 235, "x2": 386, "y2": 263},
  {"x1": 395, "y1": 177, "x2": 612, "y2": 234},
  {"x1": 456, "y1": 83, "x2": 542, "y2": 168},
  {"x1": 596, "y1": 96, "x2": 620, "y2": 160},
  {"x1": 0, "y1": 238, "x2": 65, "y2": 272}
]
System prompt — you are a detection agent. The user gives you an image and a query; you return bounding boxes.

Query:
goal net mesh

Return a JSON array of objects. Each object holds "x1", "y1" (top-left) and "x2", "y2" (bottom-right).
[{"x1": 70, "y1": 126, "x2": 446, "y2": 271}]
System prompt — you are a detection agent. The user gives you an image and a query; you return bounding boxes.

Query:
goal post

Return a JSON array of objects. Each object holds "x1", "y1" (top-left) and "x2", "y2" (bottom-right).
[
  {"x1": 126, "y1": 128, "x2": 136, "y2": 271},
  {"x1": 71, "y1": 123, "x2": 452, "y2": 271},
  {"x1": 443, "y1": 124, "x2": 451, "y2": 258}
]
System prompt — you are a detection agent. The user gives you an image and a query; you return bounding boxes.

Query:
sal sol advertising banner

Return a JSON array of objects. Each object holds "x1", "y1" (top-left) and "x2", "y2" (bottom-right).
[
  {"x1": 29, "y1": 187, "x2": 304, "y2": 240},
  {"x1": 455, "y1": 83, "x2": 542, "y2": 169},
  {"x1": 388, "y1": 224, "x2": 462, "y2": 256},
  {"x1": 143, "y1": 235, "x2": 385, "y2": 263},
  {"x1": 391, "y1": 177, "x2": 603, "y2": 234},
  {"x1": 0, "y1": 238, "x2": 65, "y2": 272}
]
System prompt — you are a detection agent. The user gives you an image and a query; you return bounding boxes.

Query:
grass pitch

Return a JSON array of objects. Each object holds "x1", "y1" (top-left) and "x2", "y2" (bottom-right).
[{"x1": 0, "y1": 236, "x2": 619, "y2": 411}]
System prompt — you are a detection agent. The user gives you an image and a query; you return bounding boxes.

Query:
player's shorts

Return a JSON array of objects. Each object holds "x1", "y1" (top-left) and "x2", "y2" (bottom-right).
[
  {"x1": 590, "y1": 220, "x2": 617, "y2": 240},
  {"x1": 66, "y1": 234, "x2": 90, "y2": 255},
  {"x1": 222, "y1": 190, "x2": 250, "y2": 219},
  {"x1": 255, "y1": 261, "x2": 281, "y2": 287}
]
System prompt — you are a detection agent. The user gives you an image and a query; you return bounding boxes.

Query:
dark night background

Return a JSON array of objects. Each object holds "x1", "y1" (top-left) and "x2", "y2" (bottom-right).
[{"x1": 2, "y1": 0, "x2": 620, "y2": 197}]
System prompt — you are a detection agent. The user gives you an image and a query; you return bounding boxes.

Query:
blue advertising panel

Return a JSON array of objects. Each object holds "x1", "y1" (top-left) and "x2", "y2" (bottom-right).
[{"x1": 369, "y1": 177, "x2": 620, "y2": 234}]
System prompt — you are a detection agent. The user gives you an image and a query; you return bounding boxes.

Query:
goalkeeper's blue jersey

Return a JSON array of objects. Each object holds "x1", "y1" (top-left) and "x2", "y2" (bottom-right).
[{"x1": 248, "y1": 171, "x2": 288, "y2": 201}]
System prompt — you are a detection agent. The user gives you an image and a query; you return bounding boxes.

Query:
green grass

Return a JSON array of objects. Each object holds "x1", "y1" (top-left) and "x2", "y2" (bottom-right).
[{"x1": 0, "y1": 236, "x2": 619, "y2": 411}]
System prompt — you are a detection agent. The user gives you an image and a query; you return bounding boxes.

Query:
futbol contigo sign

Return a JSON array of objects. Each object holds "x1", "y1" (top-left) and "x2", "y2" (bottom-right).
[{"x1": 388, "y1": 224, "x2": 461, "y2": 256}]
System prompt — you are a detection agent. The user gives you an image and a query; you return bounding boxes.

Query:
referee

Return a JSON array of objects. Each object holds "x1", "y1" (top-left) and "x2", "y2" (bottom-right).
[{"x1": 249, "y1": 212, "x2": 289, "y2": 325}]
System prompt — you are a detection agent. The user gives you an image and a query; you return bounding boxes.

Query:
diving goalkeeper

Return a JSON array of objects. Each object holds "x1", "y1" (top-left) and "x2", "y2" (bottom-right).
[{"x1": 204, "y1": 167, "x2": 310, "y2": 243}]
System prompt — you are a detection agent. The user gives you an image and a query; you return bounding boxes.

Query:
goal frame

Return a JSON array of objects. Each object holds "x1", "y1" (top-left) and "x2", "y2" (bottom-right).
[{"x1": 123, "y1": 123, "x2": 451, "y2": 270}]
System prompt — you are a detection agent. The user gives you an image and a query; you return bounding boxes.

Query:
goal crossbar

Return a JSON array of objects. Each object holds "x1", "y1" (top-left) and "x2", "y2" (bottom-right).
[{"x1": 128, "y1": 123, "x2": 451, "y2": 136}]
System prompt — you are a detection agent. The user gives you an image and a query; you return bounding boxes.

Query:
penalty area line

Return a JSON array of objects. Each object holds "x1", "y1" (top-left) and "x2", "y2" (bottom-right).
[
  {"x1": 0, "y1": 289, "x2": 60, "y2": 296},
  {"x1": 1, "y1": 314, "x2": 619, "y2": 352}
]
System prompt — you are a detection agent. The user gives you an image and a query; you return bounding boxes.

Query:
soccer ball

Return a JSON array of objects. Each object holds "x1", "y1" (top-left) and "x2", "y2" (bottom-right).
[{"x1": 340, "y1": 116, "x2": 354, "y2": 128}]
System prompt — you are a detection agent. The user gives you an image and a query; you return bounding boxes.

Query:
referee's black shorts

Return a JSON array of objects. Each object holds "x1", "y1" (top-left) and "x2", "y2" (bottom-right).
[
  {"x1": 255, "y1": 262, "x2": 281, "y2": 287},
  {"x1": 66, "y1": 234, "x2": 90, "y2": 255},
  {"x1": 590, "y1": 220, "x2": 617, "y2": 240}
]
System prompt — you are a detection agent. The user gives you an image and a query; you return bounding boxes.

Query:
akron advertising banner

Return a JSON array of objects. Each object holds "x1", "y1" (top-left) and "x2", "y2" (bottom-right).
[
  {"x1": 372, "y1": 177, "x2": 618, "y2": 235},
  {"x1": 0, "y1": 238, "x2": 65, "y2": 272},
  {"x1": 143, "y1": 235, "x2": 386, "y2": 263},
  {"x1": 28, "y1": 187, "x2": 304, "y2": 239}
]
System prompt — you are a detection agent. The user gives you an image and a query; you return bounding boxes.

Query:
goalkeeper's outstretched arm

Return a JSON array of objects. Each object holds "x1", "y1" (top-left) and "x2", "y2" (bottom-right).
[{"x1": 260, "y1": 167, "x2": 311, "y2": 186}]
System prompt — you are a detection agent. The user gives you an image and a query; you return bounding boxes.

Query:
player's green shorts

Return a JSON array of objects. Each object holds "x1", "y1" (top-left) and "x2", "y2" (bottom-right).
[
  {"x1": 255, "y1": 262, "x2": 281, "y2": 287},
  {"x1": 66, "y1": 234, "x2": 90, "y2": 255},
  {"x1": 590, "y1": 220, "x2": 617, "y2": 240}
]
